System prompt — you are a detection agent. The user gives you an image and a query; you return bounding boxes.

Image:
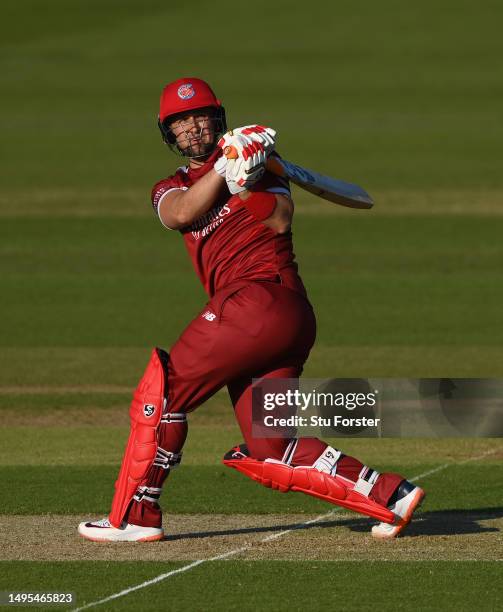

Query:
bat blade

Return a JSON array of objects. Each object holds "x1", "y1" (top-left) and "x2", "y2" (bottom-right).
[
  {"x1": 223, "y1": 145, "x2": 373, "y2": 209},
  {"x1": 267, "y1": 157, "x2": 373, "y2": 209}
]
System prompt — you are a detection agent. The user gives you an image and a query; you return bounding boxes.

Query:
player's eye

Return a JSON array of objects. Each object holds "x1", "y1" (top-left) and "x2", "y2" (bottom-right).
[
  {"x1": 171, "y1": 117, "x2": 191, "y2": 128},
  {"x1": 171, "y1": 115, "x2": 211, "y2": 131}
]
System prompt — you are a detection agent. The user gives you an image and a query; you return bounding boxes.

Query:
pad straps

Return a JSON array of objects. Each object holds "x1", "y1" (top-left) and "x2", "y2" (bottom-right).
[
  {"x1": 312, "y1": 445, "x2": 342, "y2": 476},
  {"x1": 353, "y1": 466, "x2": 380, "y2": 497},
  {"x1": 133, "y1": 486, "x2": 162, "y2": 504},
  {"x1": 281, "y1": 438, "x2": 299, "y2": 465},
  {"x1": 152, "y1": 448, "x2": 183, "y2": 470},
  {"x1": 160, "y1": 413, "x2": 187, "y2": 424}
]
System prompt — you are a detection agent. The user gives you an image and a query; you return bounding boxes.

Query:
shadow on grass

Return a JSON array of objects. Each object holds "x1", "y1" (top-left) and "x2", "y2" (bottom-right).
[
  {"x1": 165, "y1": 507, "x2": 502, "y2": 541},
  {"x1": 356, "y1": 507, "x2": 502, "y2": 538}
]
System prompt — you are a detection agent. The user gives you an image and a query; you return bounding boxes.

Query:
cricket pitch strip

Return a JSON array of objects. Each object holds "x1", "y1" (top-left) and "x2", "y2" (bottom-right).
[{"x1": 1, "y1": 512, "x2": 501, "y2": 563}]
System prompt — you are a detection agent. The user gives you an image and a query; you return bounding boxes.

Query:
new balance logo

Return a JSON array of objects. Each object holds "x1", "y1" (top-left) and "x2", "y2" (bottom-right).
[{"x1": 202, "y1": 310, "x2": 216, "y2": 322}]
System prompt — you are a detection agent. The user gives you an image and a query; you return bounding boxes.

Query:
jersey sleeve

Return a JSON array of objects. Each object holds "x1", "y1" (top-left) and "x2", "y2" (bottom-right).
[{"x1": 151, "y1": 175, "x2": 189, "y2": 215}]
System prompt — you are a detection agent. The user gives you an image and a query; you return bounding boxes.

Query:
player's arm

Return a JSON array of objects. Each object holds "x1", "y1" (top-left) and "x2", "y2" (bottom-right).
[
  {"x1": 239, "y1": 191, "x2": 293, "y2": 234},
  {"x1": 221, "y1": 127, "x2": 294, "y2": 233},
  {"x1": 263, "y1": 194, "x2": 294, "y2": 234},
  {"x1": 158, "y1": 127, "x2": 276, "y2": 230},
  {"x1": 158, "y1": 170, "x2": 225, "y2": 230},
  {"x1": 239, "y1": 185, "x2": 293, "y2": 234}
]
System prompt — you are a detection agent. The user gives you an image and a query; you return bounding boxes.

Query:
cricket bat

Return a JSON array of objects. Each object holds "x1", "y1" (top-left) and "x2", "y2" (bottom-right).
[{"x1": 224, "y1": 146, "x2": 373, "y2": 209}]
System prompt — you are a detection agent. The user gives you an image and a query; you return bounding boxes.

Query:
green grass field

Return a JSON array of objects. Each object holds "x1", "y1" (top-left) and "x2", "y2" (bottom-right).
[{"x1": 1, "y1": 1, "x2": 502, "y2": 610}]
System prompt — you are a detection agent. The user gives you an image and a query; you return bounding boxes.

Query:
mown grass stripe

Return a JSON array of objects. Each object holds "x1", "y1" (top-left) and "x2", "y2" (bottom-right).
[{"x1": 70, "y1": 452, "x2": 496, "y2": 610}]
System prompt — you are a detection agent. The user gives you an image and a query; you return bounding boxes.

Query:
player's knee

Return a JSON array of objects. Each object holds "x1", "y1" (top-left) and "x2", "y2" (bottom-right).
[
  {"x1": 243, "y1": 437, "x2": 331, "y2": 466},
  {"x1": 245, "y1": 437, "x2": 290, "y2": 462},
  {"x1": 289, "y1": 438, "x2": 329, "y2": 466}
]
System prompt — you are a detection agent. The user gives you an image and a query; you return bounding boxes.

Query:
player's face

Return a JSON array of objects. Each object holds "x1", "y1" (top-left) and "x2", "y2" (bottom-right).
[{"x1": 169, "y1": 110, "x2": 216, "y2": 158}]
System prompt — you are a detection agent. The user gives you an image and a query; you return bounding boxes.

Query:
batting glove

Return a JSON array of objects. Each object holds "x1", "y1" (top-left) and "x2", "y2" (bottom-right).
[
  {"x1": 213, "y1": 153, "x2": 228, "y2": 178},
  {"x1": 225, "y1": 134, "x2": 267, "y2": 194},
  {"x1": 218, "y1": 125, "x2": 277, "y2": 156},
  {"x1": 237, "y1": 125, "x2": 276, "y2": 155},
  {"x1": 214, "y1": 131, "x2": 258, "y2": 178},
  {"x1": 215, "y1": 125, "x2": 276, "y2": 182}
]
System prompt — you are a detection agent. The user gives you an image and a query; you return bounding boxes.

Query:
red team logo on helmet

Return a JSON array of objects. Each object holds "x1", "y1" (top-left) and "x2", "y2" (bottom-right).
[{"x1": 177, "y1": 83, "x2": 195, "y2": 100}]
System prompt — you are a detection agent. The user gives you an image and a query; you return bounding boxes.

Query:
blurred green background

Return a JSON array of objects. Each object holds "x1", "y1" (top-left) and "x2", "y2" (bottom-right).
[
  {"x1": 1, "y1": 0, "x2": 502, "y2": 381},
  {"x1": 1, "y1": 5, "x2": 501, "y2": 606}
]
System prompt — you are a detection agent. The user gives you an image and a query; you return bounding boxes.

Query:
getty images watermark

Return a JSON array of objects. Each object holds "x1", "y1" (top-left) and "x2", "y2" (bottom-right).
[
  {"x1": 251, "y1": 378, "x2": 503, "y2": 438},
  {"x1": 261, "y1": 387, "x2": 380, "y2": 429}
]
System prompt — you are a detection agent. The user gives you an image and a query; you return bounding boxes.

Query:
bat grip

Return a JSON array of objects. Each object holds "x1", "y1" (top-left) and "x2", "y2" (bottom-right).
[{"x1": 223, "y1": 145, "x2": 239, "y2": 159}]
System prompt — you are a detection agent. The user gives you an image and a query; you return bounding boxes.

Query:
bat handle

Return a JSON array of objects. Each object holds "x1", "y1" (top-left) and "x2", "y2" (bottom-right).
[
  {"x1": 224, "y1": 145, "x2": 239, "y2": 159},
  {"x1": 223, "y1": 145, "x2": 286, "y2": 178}
]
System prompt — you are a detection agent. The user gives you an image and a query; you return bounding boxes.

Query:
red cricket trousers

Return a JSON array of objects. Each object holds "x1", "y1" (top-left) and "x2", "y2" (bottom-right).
[{"x1": 127, "y1": 280, "x2": 403, "y2": 526}]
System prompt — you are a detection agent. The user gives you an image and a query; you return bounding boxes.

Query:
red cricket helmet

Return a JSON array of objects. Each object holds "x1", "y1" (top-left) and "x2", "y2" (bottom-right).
[
  {"x1": 159, "y1": 77, "x2": 222, "y2": 122},
  {"x1": 157, "y1": 77, "x2": 227, "y2": 157}
]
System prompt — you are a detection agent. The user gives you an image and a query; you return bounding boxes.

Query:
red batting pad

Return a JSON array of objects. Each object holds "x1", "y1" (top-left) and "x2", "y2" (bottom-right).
[{"x1": 224, "y1": 455, "x2": 395, "y2": 524}]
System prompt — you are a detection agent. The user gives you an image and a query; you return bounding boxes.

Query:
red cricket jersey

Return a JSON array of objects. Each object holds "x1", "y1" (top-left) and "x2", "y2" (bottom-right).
[{"x1": 151, "y1": 150, "x2": 307, "y2": 298}]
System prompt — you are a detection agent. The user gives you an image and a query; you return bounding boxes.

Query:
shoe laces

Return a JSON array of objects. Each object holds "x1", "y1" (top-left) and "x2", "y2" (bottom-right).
[{"x1": 94, "y1": 518, "x2": 112, "y2": 527}]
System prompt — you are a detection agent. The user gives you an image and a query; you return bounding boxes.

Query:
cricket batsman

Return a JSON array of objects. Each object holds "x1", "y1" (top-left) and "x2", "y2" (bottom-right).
[{"x1": 78, "y1": 77, "x2": 424, "y2": 542}]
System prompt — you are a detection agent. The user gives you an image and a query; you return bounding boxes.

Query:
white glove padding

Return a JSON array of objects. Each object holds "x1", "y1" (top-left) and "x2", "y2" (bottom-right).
[
  {"x1": 225, "y1": 134, "x2": 267, "y2": 194},
  {"x1": 214, "y1": 131, "x2": 261, "y2": 179},
  {"x1": 218, "y1": 125, "x2": 277, "y2": 156},
  {"x1": 238, "y1": 125, "x2": 276, "y2": 155},
  {"x1": 213, "y1": 153, "x2": 228, "y2": 177}
]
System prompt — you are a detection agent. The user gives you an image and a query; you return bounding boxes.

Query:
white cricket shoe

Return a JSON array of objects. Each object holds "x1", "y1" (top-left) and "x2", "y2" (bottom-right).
[
  {"x1": 78, "y1": 517, "x2": 164, "y2": 542},
  {"x1": 371, "y1": 480, "x2": 425, "y2": 539}
]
